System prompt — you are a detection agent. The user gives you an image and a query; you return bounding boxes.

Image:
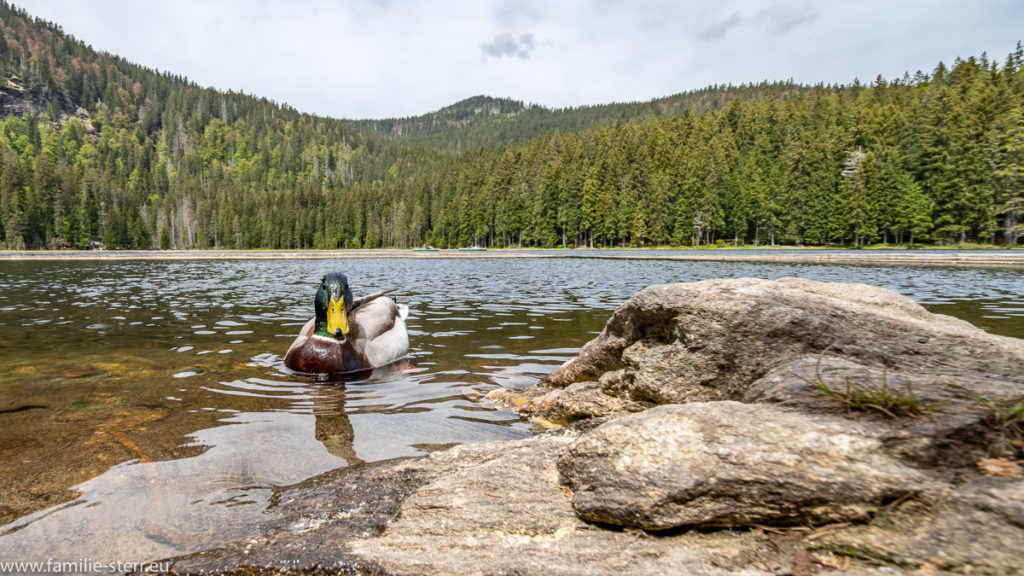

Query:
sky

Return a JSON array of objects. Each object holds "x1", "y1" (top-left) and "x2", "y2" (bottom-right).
[{"x1": 11, "y1": 0, "x2": 1024, "y2": 120}]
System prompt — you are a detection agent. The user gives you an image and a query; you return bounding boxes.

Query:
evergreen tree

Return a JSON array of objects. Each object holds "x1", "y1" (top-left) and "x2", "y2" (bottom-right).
[{"x1": 990, "y1": 103, "x2": 1024, "y2": 244}]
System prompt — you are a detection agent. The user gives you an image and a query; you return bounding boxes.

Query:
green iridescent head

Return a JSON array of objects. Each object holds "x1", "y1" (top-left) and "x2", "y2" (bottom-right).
[{"x1": 314, "y1": 272, "x2": 354, "y2": 338}]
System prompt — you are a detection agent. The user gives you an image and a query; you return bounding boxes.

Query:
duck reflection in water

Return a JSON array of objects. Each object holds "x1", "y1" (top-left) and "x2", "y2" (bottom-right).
[{"x1": 309, "y1": 360, "x2": 413, "y2": 466}]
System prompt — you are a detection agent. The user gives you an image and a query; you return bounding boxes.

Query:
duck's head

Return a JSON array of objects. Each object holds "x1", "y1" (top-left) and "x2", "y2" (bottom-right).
[{"x1": 313, "y1": 272, "x2": 354, "y2": 339}]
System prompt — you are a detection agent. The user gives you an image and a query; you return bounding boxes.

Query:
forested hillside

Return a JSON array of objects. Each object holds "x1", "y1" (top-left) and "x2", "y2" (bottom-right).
[
  {"x1": 0, "y1": 1, "x2": 1021, "y2": 250},
  {"x1": 351, "y1": 82, "x2": 806, "y2": 152},
  {"x1": 427, "y1": 59, "x2": 1024, "y2": 249}
]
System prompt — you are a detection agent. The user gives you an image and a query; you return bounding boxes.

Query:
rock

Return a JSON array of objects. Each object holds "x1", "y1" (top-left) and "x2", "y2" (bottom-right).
[
  {"x1": 535, "y1": 278, "x2": 1024, "y2": 425},
  {"x1": 0, "y1": 78, "x2": 76, "y2": 119},
  {"x1": 340, "y1": 431, "x2": 807, "y2": 576},
  {"x1": 812, "y1": 478, "x2": 1024, "y2": 575},
  {"x1": 743, "y1": 354, "x2": 1021, "y2": 469},
  {"x1": 62, "y1": 363, "x2": 100, "y2": 379},
  {"x1": 559, "y1": 402, "x2": 934, "y2": 530},
  {"x1": 386, "y1": 433, "x2": 581, "y2": 537},
  {"x1": 162, "y1": 458, "x2": 426, "y2": 574},
  {"x1": 486, "y1": 380, "x2": 646, "y2": 425},
  {"x1": 169, "y1": 431, "x2": 786, "y2": 576},
  {"x1": 958, "y1": 476, "x2": 1024, "y2": 526}
]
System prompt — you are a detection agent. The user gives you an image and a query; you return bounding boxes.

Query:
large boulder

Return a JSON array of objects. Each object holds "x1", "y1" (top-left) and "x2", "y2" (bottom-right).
[
  {"x1": 558, "y1": 401, "x2": 935, "y2": 530},
  {"x1": 497, "y1": 278, "x2": 1024, "y2": 433}
]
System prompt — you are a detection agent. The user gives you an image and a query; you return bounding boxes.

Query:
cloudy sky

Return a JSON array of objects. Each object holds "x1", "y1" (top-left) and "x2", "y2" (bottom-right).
[{"x1": 12, "y1": 0, "x2": 1024, "y2": 119}]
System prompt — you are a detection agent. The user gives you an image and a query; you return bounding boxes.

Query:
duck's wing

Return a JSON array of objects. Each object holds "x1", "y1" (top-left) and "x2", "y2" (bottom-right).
[
  {"x1": 352, "y1": 298, "x2": 409, "y2": 367},
  {"x1": 351, "y1": 297, "x2": 398, "y2": 340},
  {"x1": 351, "y1": 288, "x2": 397, "y2": 311}
]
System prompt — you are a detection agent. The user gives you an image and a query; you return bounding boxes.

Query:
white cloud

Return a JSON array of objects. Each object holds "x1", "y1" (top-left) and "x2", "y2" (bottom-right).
[
  {"x1": 698, "y1": 11, "x2": 742, "y2": 42},
  {"x1": 481, "y1": 33, "x2": 536, "y2": 60}
]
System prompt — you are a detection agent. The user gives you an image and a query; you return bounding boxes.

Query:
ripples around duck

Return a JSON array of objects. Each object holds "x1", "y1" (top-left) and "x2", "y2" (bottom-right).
[{"x1": 0, "y1": 255, "x2": 1021, "y2": 568}]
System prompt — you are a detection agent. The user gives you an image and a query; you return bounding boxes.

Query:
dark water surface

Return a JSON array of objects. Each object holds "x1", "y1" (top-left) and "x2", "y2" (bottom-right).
[{"x1": 0, "y1": 256, "x2": 1021, "y2": 566}]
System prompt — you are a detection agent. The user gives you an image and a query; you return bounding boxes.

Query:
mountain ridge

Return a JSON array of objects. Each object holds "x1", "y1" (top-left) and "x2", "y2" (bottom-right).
[
  {"x1": 347, "y1": 81, "x2": 814, "y2": 151},
  {"x1": 0, "y1": 0, "x2": 819, "y2": 150},
  {"x1": 0, "y1": 1, "x2": 833, "y2": 153}
]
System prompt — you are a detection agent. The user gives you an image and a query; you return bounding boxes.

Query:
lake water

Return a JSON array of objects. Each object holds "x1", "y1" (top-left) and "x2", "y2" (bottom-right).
[{"x1": 0, "y1": 255, "x2": 1022, "y2": 567}]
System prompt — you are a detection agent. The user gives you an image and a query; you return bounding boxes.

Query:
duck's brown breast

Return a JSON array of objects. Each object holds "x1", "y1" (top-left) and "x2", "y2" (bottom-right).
[{"x1": 285, "y1": 336, "x2": 371, "y2": 375}]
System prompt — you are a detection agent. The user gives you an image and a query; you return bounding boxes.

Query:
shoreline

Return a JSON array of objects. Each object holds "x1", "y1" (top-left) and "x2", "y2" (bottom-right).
[{"x1": 1, "y1": 248, "x2": 1023, "y2": 268}]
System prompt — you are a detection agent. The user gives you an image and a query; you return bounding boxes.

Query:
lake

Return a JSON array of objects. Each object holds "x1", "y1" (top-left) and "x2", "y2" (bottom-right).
[{"x1": 0, "y1": 254, "x2": 1022, "y2": 567}]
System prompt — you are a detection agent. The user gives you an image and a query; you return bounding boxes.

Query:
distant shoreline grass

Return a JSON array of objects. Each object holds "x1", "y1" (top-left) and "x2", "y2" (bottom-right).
[{"x1": 1, "y1": 246, "x2": 1023, "y2": 269}]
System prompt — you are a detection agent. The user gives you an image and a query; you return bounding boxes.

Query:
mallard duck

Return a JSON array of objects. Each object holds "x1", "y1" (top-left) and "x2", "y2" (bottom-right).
[{"x1": 284, "y1": 272, "x2": 409, "y2": 375}]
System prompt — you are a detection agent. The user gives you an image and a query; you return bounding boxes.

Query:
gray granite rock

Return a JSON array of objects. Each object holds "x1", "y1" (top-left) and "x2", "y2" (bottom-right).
[
  {"x1": 559, "y1": 402, "x2": 934, "y2": 530},
  {"x1": 536, "y1": 278, "x2": 1024, "y2": 423}
]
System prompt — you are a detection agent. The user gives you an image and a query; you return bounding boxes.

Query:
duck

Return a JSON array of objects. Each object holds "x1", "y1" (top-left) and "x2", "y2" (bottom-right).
[{"x1": 284, "y1": 272, "x2": 409, "y2": 375}]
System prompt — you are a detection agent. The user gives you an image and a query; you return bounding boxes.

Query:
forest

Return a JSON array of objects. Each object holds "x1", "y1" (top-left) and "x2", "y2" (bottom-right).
[{"x1": 0, "y1": 1, "x2": 1021, "y2": 250}]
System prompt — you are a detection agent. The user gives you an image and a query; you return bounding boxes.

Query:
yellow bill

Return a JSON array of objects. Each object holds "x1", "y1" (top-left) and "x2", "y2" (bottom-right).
[{"x1": 327, "y1": 295, "x2": 349, "y2": 336}]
